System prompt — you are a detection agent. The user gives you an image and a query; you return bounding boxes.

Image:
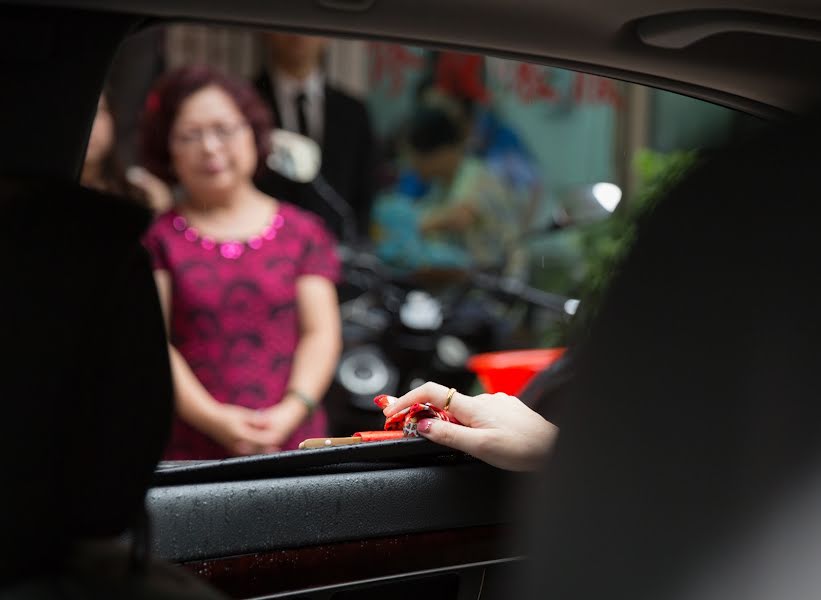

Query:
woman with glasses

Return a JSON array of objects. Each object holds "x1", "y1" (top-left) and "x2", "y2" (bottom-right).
[{"x1": 140, "y1": 66, "x2": 341, "y2": 459}]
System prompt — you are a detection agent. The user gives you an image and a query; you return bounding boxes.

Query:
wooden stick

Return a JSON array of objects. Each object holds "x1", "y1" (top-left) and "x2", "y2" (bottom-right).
[{"x1": 298, "y1": 436, "x2": 363, "y2": 449}]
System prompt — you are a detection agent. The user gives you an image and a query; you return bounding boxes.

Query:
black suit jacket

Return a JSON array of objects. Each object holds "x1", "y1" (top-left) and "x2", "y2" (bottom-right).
[{"x1": 254, "y1": 73, "x2": 375, "y2": 242}]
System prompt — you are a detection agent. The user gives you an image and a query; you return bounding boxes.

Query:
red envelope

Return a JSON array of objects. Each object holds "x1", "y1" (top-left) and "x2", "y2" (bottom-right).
[
  {"x1": 373, "y1": 395, "x2": 461, "y2": 437},
  {"x1": 351, "y1": 430, "x2": 405, "y2": 442}
]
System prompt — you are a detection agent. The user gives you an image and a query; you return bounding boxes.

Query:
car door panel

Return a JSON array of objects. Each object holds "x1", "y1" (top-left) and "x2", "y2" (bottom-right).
[
  {"x1": 148, "y1": 441, "x2": 521, "y2": 598},
  {"x1": 179, "y1": 533, "x2": 519, "y2": 598}
]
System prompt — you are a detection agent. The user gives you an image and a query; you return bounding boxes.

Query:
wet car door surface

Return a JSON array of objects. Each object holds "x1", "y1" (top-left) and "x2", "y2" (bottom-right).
[{"x1": 150, "y1": 441, "x2": 521, "y2": 598}]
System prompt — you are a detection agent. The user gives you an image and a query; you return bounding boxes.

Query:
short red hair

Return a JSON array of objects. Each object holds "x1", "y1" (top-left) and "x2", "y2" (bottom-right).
[{"x1": 139, "y1": 65, "x2": 273, "y2": 184}]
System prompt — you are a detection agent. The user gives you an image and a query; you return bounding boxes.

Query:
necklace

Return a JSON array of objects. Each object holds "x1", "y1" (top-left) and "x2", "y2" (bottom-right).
[{"x1": 171, "y1": 210, "x2": 285, "y2": 260}]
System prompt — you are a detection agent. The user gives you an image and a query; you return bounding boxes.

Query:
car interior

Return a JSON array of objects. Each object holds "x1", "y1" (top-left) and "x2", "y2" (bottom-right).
[{"x1": 3, "y1": 1, "x2": 821, "y2": 599}]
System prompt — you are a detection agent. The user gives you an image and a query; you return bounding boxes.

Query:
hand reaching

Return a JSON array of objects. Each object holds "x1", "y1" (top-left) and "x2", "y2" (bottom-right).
[{"x1": 382, "y1": 382, "x2": 558, "y2": 471}]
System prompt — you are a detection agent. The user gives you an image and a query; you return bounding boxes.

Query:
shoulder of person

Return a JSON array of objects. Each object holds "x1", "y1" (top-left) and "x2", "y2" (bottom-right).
[
  {"x1": 325, "y1": 84, "x2": 369, "y2": 118},
  {"x1": 450, "y1": 158, "x2": 490, "y2": 196},
  {"x1": 252, "y1": 70, "x2": 267, "y2": 87},
  {"x1": 252, "y1": 70, "x2": 273, "y2": 96},
  {"x1": 143, "y1": 209, "x2": 177, "y2": 236},
  {"x1": 280, "y1": 201, "x2": 335, "y2": 240}
]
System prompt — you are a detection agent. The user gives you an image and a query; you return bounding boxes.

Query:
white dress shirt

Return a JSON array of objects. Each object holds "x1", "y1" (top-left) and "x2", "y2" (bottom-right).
[{"x1": 271, "y1": 68, "x2": 325, "y2": 143}]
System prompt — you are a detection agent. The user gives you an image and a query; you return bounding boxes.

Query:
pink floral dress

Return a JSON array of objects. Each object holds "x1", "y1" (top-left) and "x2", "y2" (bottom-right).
[{"x1": 143, "y1": 201, "x2": 340, "y2": 459}]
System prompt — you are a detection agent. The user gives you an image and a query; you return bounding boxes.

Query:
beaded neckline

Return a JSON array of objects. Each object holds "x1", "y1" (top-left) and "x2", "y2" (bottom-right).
[{"x1": 171, "y1": 210, "x2": 285, "y2": 260}]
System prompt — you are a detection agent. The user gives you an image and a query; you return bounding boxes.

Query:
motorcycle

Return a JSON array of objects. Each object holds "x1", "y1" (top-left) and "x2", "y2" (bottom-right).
[{"x1": 324, "y1": 247, "x2": 577, "y2": 435}]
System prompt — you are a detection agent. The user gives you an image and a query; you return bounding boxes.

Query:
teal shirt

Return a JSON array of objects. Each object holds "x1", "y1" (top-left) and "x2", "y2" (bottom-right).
[{"x1": 419, "y1": 157, "x2": 520, "y2": 270}]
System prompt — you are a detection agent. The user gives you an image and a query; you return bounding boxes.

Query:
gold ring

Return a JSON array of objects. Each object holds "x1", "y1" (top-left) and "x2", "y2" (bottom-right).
[{"x1": 443, "y1": 388, "x2": 456, "y2": 411}]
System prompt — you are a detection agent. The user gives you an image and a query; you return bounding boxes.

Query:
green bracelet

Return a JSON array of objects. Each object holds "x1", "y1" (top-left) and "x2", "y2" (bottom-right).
[{"x1": 286, "y1": 388, "x2": 317, "y2": 416}]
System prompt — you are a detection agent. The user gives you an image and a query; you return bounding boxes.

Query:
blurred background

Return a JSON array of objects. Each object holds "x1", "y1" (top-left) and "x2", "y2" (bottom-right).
[{"x1": 96, "y1": 24, "x2": 760, "y2": 442}]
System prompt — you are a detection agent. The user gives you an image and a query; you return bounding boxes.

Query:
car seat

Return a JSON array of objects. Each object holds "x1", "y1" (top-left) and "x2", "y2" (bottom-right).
[{"x1": 0, "y1": 178, "x2": 222, "y2": 598}]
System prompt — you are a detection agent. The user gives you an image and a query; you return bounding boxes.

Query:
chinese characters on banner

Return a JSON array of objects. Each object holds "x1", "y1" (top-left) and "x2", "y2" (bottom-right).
[{"x1": 367, "y1": 43, "x2": 622, "y2": 190}]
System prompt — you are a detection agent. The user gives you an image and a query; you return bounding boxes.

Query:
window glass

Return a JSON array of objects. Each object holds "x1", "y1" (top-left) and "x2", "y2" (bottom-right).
[{"x1": 95, "y1": 25, "x2": 759, "y2": 460}]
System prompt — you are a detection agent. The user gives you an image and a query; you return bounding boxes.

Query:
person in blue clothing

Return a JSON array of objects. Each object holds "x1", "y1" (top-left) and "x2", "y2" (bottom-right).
[
  {"x1": 400, "y1": 52, "x2": 544, "y2": 210},
  {"x1": 392, "y1": 100, "x2": 522, "y2": 273},
  {"x1": 375, "y1": 51, "x2": 543, "y2": 274}
]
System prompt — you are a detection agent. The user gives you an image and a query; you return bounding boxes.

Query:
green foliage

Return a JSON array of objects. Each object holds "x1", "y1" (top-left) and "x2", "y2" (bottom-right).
[
  {"x1": 528, "y1": 148, "x2": 698, "y2": 348},
  {"x1": 573, "y1": 148, "x2": 698, "y2": 333}
]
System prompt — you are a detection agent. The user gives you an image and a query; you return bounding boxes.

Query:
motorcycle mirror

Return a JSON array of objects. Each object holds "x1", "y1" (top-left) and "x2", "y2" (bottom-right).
[
  {"x1": 265, "y1": 129, "x2": 359, "y2": 245},
  {"x1": 559, "y1": 182, "x2": 622, "y2": 222},
  {"x1": 532, "y1": 182, "x2": 623, "y2": 235},
  {"x1": 265, "y1": 129, "x2": 322, "y2": 183}
]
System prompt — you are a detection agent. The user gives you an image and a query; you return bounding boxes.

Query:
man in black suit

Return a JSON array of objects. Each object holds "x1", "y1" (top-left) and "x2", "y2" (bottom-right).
[{"x1": 255, "y1": 33, "x2": 375, "y2": 242}]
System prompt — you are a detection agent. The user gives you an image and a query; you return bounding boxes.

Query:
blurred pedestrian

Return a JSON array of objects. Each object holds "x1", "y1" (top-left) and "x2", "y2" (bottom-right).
[
  {"x1": 404, "y1": 101, "x2": 520, "y2": 273},
  {"x1": 255, "y1": 33, "x2": 375, "y2": 241},
  {"x1": 141, "y1": 66, "x2": 342, "y2": 459}
]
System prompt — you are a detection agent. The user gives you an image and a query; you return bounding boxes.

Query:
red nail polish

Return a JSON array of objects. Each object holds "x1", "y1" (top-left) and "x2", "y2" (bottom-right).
[{"x1": 374, "y1": 395, "x2": 389, "y2": 409}]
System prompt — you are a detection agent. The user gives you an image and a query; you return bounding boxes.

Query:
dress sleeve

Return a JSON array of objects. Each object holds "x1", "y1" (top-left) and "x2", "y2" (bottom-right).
[
  {"x1": 141, "y1": 221, "x2": 171, "y2": 272},
  {"x1": 297, "y1": 215, "x2": 341, "y2": 282}
]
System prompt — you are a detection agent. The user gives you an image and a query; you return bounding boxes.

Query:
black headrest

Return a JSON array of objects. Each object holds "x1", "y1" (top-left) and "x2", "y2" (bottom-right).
[
  {"x1": 0, "y1": 178, "x2": 173, "y2": 580},
  {"x1": 518, "y1": 111, "x2": 821, "y2": 598}
]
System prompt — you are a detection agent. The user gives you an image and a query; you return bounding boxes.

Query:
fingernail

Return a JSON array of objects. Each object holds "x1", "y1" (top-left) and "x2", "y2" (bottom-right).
[
  {"x1": 373, "y1": 394, "x2": 396, "y2": 412},
  {"x1": 417, "y1": 419, "x2": 433, "y2": 434},
  {"x1": 374, "y1": 394, "x2": 396, "y2": 409}
]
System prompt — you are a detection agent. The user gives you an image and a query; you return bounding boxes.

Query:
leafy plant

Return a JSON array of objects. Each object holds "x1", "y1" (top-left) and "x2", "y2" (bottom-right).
[{"x1": 565, "y1": 148, "x2": 698, "y2": 340}]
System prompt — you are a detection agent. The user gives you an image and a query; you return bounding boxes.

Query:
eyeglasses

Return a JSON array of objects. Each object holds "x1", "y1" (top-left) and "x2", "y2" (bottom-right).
[{"x1": 171, "y1": 121, "x2": 249, "y2": 146}]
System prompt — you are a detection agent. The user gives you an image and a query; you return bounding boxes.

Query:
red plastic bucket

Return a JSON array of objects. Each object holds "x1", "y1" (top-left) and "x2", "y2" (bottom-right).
[{"x1": 467, "y1": 348, "x2": 566, "y2": 395}]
